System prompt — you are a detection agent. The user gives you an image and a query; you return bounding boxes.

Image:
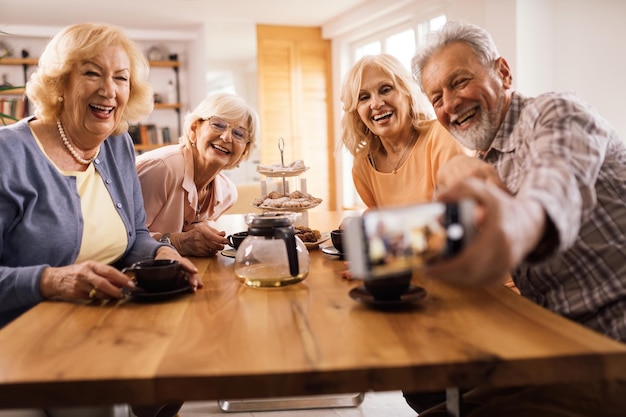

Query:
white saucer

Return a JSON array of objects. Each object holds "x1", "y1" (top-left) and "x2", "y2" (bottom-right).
[{"x1": 321, "y1": 245, "x2": 344, "y2": 259}]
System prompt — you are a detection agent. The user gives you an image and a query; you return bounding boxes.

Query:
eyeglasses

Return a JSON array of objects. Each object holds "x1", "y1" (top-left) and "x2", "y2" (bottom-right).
[{"x1": 204, "y1": 116, "x2": 249, "y2": 144}]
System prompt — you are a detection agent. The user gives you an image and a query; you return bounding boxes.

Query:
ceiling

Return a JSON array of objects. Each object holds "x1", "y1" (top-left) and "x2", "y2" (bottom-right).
[
  {"x1": 1, "y1": 0, "x2": 368, "y2": 34},
  {"x1": 2, "y1": 0, "x2": 370, "y2": 63}
]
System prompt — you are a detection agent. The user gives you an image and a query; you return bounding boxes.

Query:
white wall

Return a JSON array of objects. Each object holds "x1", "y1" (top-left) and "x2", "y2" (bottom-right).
[
  {"x1": 516, "y1": 0, "x2": 556, "y2": 95},
  {"x1": 325, "y1": 0, "x2": 626, "y2": 208},
  {"x1": 517, "y1": 0, "x2": 626, "y2": 138},
  {"x1": 328, "y1": 0, "x2": 626, "y2": 139}
]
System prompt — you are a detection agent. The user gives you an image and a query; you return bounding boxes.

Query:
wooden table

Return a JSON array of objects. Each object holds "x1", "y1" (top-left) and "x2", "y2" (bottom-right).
[{"x1": 1, "y1": 211, "x2": 625, "y2": 416}]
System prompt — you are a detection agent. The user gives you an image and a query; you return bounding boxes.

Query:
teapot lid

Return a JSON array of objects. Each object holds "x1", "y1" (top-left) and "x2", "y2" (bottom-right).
[{"x1": 245, "y1": 211, "x2": 296, "y2": 228}]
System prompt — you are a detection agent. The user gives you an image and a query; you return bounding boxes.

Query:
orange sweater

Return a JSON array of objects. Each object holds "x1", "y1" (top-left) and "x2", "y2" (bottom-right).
[{"x1": 352, "y1": 119, "x2": 465, "y2": 208}]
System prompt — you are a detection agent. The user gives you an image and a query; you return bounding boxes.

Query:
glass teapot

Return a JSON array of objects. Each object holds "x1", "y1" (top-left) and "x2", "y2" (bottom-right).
[{"x1": 234, "y1": 212, "x2": 310, "y2": 287}]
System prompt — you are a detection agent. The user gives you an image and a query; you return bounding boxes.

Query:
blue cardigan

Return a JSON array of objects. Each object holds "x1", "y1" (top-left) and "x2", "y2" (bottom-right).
[{"x1": 0, "y1": 118, "x2": 165, "y2": 327}]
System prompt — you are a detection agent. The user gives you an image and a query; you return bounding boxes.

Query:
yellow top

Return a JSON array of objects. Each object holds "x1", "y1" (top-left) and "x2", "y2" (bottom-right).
[
  {"x1": 33, "y1": 132, "x2": 127, "y2": 264},
  {"x1": 352, "y1": 119, "x2": 466, "y2": 208},
  {"x1": 69, "y1": 163, "x2": 127, "y2": 264}
]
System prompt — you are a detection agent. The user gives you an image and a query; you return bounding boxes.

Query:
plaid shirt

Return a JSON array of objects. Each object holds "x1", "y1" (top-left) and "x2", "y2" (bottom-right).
[{"x1": 480, "y1": 91, "x2": 626, "y2": 341}]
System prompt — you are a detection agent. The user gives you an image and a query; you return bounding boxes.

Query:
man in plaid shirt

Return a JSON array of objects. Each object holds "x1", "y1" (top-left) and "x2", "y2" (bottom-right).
[{"x1": 406, "y1": 20, "x2": 626, "y2": 417}]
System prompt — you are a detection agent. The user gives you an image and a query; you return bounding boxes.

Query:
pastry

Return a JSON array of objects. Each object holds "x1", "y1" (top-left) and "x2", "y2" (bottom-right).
[
  {"x1": 295, "y1": 226, "x2": 321, "y2": 243},
  {"x1": 252, "y1": 190, "x2": 322, "y2": 209}
]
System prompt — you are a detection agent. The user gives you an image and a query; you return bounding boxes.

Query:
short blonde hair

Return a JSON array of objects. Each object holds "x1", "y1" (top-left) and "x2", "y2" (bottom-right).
[
  {"x1": 26, "y1": 22, "x2": 153, "y2": 135},
  {"x1": 180, "y1": 92, "x2": 260, "y2": 169},
  {"x1": 340, "y1": 54, "x2": 433, "y2": 157}
]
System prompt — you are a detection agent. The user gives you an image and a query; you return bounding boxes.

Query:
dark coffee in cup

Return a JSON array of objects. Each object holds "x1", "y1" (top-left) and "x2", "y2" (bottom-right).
[
  {"x1": 330, "y1": 229, "x2": 344, "y2": 253},
  {"x1": 122, "y1": 259, "x2": 183, "y2": 292},
  {"x1": 364, "y1": 270, "x2": 412, "y2": 300},
  {"x1": 227, "y1": 231, "x2": 248, "y2": 249}
]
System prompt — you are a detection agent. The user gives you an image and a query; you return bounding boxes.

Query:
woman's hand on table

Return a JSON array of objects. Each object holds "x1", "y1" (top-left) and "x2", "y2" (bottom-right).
[
  {"x1": 155, "y1": 245, "x2": 202, "y2": 291},
  {"x1": 170, "y1": 223, "x2": 228, "y2": 257},
  {"x1": 39, "y1": 261, "x2": 136, "y2": 301}
]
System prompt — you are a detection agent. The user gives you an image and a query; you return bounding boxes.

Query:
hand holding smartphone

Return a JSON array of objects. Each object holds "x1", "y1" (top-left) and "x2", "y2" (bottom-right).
[{"x1": 344, "y1": 200, "x2": 475, "y2": 279}]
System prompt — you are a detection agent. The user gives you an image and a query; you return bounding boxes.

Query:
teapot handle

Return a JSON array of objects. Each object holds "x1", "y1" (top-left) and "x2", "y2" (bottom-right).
[{"x1": 275, "y1": 226, "x2": 299, "y2": 277}]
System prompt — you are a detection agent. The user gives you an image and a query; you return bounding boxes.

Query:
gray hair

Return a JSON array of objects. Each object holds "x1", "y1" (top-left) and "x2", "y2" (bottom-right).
[
  {"x1": 412, "y1": 21, "x2": 500, "y2": 89},
  {"x1": 179, "y1": 92, "x2": 259, "y2": 167}
]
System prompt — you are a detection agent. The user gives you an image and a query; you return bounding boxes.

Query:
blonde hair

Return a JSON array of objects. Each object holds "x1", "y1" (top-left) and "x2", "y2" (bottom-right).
[
  {"x1": 26, "y1": 22, "x2": 153, "y2": 135},
  {"x1": 340, "y1": 54, "x2": 433, "y2": 157},
  {"x1": 180, "y1": 92, "x2": 260, "y2": 168}
]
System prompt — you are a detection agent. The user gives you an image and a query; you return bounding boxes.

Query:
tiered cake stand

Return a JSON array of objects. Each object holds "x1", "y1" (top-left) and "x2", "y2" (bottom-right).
[{"x1": 255, "y1": 165, "x2": 318, "y2": 228}]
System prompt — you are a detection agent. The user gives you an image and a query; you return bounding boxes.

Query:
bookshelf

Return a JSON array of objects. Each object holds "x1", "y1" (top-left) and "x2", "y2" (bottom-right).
[
  {"x1": 128, "y1": 58, "x2": 182, "y2": 152},
  {"x1": 0, "y1": 87, "x2": 27, "y2": 124},
  {"x1": 0, "y1": 57, "x2": 36, "y2": 124},
  {"x1": 0, "y1": 57, "x2": 183, "y2": 152},
  {"x1": 148, "y1": 59, "x2": 182, "y2": 137}
]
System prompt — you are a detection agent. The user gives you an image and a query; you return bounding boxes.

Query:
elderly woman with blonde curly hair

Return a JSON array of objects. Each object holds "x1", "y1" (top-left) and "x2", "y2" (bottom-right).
[
  {"x1": 0, "y1": 22, "x2": 199, "y2": 417},
  {"x1": 341, "y1": 53, "x2": 466, "y2": 207},
  {"x1": 0, "y1": 21, "x2": 200, "y2": 325}
]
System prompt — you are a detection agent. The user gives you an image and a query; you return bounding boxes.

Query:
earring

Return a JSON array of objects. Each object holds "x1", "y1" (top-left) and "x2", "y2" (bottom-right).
[{"x1": 58, "y1": 96, "x2": 64, "y2": 102}]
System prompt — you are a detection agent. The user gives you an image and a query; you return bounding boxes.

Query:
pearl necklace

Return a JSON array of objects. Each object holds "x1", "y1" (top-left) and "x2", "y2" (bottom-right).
[
  {"x1": 386, "y1": 131, "x2": 416, "y2": 174},
  {"x1": 56, "y1": 119, "x2": 97, "y2": 165}
]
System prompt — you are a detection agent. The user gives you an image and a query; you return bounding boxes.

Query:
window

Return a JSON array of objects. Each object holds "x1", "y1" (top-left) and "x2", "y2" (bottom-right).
[
  {"x1": 341, "y1": 15, "x2": 446, "y2": 209},
  {"x1": 354, "y1": 42, "x2": 381, "y2": 59},
  {"x1": 417, "y1": 15, "x2": 447, "y2": 47},
  {"x1": 385, "y1": 29, "x2": 416, "y2": 71}
]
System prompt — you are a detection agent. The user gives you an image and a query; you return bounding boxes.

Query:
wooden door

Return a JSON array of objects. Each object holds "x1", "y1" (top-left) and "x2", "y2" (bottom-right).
[{"x1": 257, "y1": 25, "x2": 336, "y2": 210}]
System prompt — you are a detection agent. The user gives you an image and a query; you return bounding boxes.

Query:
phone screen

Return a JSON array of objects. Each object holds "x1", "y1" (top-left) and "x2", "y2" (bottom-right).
[
  {"x1": 345, "y1": 200, "x2": 474, "y2": 279},
  {"x1": 360, "y1": 202, "x2": 449, "y2": 278}
]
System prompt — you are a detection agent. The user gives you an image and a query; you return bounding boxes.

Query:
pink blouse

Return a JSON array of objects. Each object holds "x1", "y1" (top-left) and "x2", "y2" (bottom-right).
[{"x1": 136, "y1": 144, "x2": 237, "y2": 235}]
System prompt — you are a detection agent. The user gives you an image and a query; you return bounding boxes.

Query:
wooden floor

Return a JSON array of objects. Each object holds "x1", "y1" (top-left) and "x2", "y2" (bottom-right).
[
  {"x1": 180, "y1": 391, "x2": 416, "y2": 416},
  {"x1": 0, "y1": 391, "x2": 416, "y2": 416}
]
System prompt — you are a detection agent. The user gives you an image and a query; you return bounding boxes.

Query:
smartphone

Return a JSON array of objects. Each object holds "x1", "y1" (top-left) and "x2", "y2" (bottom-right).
[{"x1": 344, "y1": 200, "x2": 475, "y2": 279}]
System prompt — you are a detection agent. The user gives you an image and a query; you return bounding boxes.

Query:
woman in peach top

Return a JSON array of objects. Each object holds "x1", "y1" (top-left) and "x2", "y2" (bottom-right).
[{"x1": 340, "y1": 54, "x2": 466, "y2": 208}]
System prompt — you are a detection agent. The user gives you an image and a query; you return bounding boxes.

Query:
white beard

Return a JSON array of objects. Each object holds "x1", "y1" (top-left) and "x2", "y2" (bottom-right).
[
  {"x1": 449, "y1": 95, "x2": 506, "y2": 152},
  {"x1": 449, "y1": 110, "x2": 493, "y2": 151}
]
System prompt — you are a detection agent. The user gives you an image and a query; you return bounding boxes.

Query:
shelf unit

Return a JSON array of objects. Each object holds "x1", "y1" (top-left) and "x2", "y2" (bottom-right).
[
  {"x1": 0, "y1": 57, "x2": 36, "y2": 123},
  {"x1": 133, "y1": 143, "x2": 167, "y2": 152},
  {"x1": 0, "y1": 57, "x2": 183, "y2": 149},
  {"x1": 149, "y1": 59, "x2": 182, "y2": 137},
  {"x1": 0, "y1": 57, "x2": 38, "y2": 66}
]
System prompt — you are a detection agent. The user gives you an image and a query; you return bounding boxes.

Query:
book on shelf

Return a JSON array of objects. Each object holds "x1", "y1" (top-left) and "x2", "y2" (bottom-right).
[
  {"x1": 128, "y1": 124, "x2": 141, "y2": 144},
  {"x1": 162, "y1": 127, "x2": 171, "y2": 144},
  {"x1": 128, "y1": 123, "x2": 173, "y2": 146},
  {"x1": 0, "y1": 97, "x2": 26, "y2": 120},
  {"x1": 145, "y1": 124, "x2": 159, "y2": 145}
]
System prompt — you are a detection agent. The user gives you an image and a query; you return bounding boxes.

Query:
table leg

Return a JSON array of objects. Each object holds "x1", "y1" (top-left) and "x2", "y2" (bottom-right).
[
  {"x1": 217, "y1": 393, "x2": 365, "y2": 412},
  {"x1": 445, "y1": 387, "x2": 464, "y2": 417}
]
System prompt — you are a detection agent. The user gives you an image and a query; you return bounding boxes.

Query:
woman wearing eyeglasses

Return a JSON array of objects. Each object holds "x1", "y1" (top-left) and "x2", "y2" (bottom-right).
[{"x1": 136, "y1": 92, "x2": 259, "y2": 257}]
